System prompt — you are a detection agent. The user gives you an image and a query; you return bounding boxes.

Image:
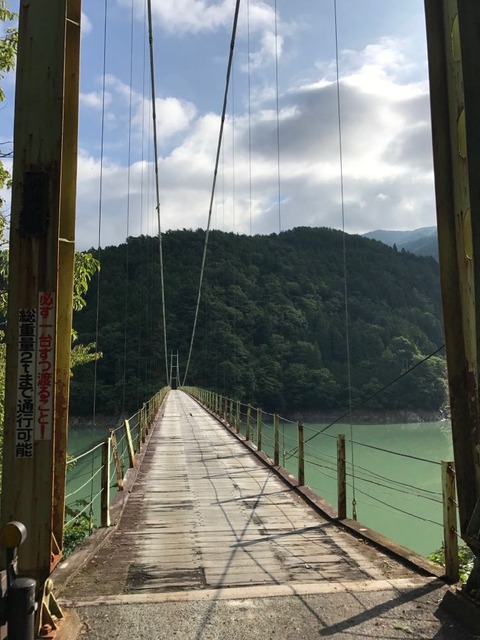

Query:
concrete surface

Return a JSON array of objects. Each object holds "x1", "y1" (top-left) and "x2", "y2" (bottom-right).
[{"x1": 65, "y1": 579, "x2": 475, "y2": 639}]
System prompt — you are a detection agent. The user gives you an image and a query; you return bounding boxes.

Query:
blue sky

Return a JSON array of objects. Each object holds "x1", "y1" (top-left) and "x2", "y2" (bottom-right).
[{"x1": 2, "y1": 1, "x2": 435, "y2": 250}]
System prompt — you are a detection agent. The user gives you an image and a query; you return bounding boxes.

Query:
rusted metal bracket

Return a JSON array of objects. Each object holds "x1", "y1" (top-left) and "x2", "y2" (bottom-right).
[
  {"x1": 50, "y1": 533, "x2": 62, "y2": 574},
  {"x1": 37, "y1": 579, "x2": 63, "y2": 638}
]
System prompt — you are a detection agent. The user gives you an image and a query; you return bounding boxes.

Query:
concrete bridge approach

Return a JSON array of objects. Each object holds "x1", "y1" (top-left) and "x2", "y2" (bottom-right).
[{"x1": 55, "y1": 391, "x2": 474, "y2": 639}]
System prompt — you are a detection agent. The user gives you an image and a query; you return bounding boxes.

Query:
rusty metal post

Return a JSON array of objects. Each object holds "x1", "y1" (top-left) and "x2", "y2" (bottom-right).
[
  {"x1": 337, "y1": 435, "x2": 347, "y2": 520},
  {"x1": 235, "y1": 401, "x2": 240, "y2": 434},
  {"x1": 141, "y1": 404, "x2": 146, "y2": 444},
  {"x1": 52, "y1": 0, "x2": 82, "y2": 566},
  {"x1": 0, "y1": 0, "x2": 81, "y2": 583},
  {"x1": 257, "y1": 408, "x2": 262, "y2": 451},
  {"x1": 274, "y1": 415, "x2": 280, "y2": 466},
  {"x1": 246, "y1": 405, "x2": 251, "y2": 441},
  {"x1": 101, "y1": 438, "x2": 111, "y2": 528},
  {"x1": 442, "y1": 461, "x2": 460, "y2": 582},
  {"x1": 124, "y1": 419, "x2": 136, "y2": 469},
  {"x1": 298, "y1": 422, "x2": 305, "y2": 486},
  {"x1": 110, "y1": 431, "x2": 123, "y2": 491},
  {"x1": 144, "y1": 403, "x2": 149, "y2": 434},
  {"x1": 425, "y1": 0, "x2": 480, "y2": 587}
]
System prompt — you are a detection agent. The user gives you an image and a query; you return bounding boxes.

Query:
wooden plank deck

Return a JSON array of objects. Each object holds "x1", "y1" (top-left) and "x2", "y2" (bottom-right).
[{"x1": 59, "y1": 390, "x2": 427, "y2": 599}]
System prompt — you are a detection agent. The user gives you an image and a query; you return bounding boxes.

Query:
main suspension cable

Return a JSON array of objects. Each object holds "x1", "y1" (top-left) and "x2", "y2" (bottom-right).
[
  {"x1": 274, "y1": 0, "x2": 282, "y2": 233},
  {"x1": 247, "y1": 0, "x2": 253, "y2": 235},
  {"x1": 121, "y1": 0, "x2": 135, "y2": 415},
  {"x1": 333, "y1": 0, "x2": 357, "y2": 520},
  {"x1": 90, "y1": 0, "x2": 109, "y2": 529},
  {"x1": 182, "y1": 0, "x2": 242, "y2": 386},
  {"x1": 146, "y1": 0, "x2": 170, "y2": 385}
]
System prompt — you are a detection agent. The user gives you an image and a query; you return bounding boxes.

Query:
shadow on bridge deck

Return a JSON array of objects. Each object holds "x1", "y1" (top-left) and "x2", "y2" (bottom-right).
[{"x1": 54, "y1": 391, "x2": 474, "y2": 639}]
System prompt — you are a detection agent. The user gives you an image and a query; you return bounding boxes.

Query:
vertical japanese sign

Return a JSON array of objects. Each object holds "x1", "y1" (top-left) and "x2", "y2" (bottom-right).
[
  {"x1": 16, "y1": 309, "x2": 37, "y2": 458},
  {"x1": 35, "y1": 292, "x2": 55, "y2": 440}
]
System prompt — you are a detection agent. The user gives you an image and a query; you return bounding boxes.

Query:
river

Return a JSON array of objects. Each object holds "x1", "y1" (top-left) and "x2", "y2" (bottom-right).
[
  {"x1": 272, "y1": 419, "x2": 453, "y2": 558},
  {"x1": 66, "y1": 419, "x2": 453, "y2": 559}
]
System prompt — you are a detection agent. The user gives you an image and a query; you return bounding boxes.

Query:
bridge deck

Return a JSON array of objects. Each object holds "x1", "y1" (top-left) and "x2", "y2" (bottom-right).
[
  {"x1": 60, "y1": 391, "x2": 413, "y2": 596},
  {"x1": 57, "y1": 391, "x2": 473, "y2": 639}
]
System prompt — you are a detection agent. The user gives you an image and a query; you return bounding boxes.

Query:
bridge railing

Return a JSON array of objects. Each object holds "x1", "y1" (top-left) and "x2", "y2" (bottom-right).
[
  {"x1": 64, "y1": 386, "x2": 169, "y2": 543},
  {"x1": 184, "y1": 386, "x2": 460, "y2": 583}
]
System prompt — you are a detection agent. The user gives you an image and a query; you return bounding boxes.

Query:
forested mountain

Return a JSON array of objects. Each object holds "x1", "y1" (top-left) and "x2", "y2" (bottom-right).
[
  {"x1": 363, "y1": 227, "x2": 438, "y2": 259},
  {"x1": 70, "y1": 227, "x2": 446, "y2": 418}
]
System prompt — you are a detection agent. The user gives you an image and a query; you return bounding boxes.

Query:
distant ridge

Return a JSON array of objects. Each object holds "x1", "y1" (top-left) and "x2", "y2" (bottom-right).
[{"x1": 363, "y1": 227, "x2": 438, "y2": 259}]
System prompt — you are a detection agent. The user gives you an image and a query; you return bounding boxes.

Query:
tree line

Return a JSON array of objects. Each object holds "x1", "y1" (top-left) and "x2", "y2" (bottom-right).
[{"x1": 69, "y1": 227, "x2": 447, "y2": 418}]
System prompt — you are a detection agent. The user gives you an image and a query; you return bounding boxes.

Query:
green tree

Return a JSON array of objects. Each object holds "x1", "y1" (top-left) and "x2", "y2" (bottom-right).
[
  {"x1": 71, "y1": 253, "x2": 101, "y2": 369},
  {"x1": 0, "y1": 1, "x2": 17, "y2": 445},
  {"x1": 69, "y1": 228, "x2": 447, "y2": 417},
  {"x1": 0, "y1": 1, "x2": 16, "y2": 209}
]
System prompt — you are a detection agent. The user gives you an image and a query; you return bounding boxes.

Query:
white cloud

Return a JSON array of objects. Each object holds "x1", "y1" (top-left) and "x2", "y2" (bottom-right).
[
  {"x1": 80, "y1": 91, "x2": 112, "y2": 110},
  {"x1": 123, "y1": 0, "x2": 234, "y2": 34},
  {"x1": 118, "y1": 0, "x2": 288, "y2": 71},
  {"x1": 248, "y1": 30, "x2": 284, "y2": 71},
  {"x1": 81, "y1": 12, "x2": 93, "y2": 36},
  {"x1": 80, "y1": 75, "x2": 197, "y2": 146},
  {"x1": 341, "y1": 38, "x2": 427, "y2": 100},
  {"x1": 75, "y1": 35, "x2": 436, "y2": 249},
  {"x1": 134, "y1": 96, "x2": 197, "y2": 142}
]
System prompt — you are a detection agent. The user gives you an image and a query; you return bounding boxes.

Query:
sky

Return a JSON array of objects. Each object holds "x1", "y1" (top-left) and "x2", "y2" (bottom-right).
[{"x1": 1, "y1": 0, "x2": 436, "y2": 250}]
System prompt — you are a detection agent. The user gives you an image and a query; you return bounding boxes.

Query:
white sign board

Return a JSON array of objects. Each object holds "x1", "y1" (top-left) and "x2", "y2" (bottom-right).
[
  {"x1": 35, "y1": 292, "x2": 55, "y2": 441},
  {"x1": 16, "y1": 309, "x2": 36, "y2": 458}
]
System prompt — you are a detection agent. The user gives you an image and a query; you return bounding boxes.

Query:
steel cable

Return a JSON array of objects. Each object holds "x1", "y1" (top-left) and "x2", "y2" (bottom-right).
[{"x1": 182, "y1": 0, "x2": 242, "y2": 386}]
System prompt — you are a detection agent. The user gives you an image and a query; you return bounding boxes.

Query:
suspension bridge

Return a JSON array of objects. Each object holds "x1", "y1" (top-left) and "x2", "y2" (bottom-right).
[
  {"x1": 52, "y1": 389, "x2": 468, "y2": 639},
  {"x1": 0, "y1": 0, "x2": 480, "y2": 638}
]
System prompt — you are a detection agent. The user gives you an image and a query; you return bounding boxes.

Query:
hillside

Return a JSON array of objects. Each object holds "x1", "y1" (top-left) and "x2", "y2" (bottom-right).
[
  {"x1": 363, "y1": 227, "x2": 438, "y2": 259},
  {"x1": 70, "y1": 227, "x2": 446, "y2": 417}
]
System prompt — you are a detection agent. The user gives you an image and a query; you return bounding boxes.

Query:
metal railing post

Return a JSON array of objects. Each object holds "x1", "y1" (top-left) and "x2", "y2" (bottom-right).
[
  {"x1": 101, "y1": 438, "x2": 111, "y2": 527},
  {"x1": 9, "y1": 578, "x2": 36, "y2": 640},
  {"x1": 298, "y1": 422, "x2": 305, "y2": 485},
  {"x1": 110, "y1": 430, "x2": 123, "y2": 491},
  {"x1": 257, "y1": 408, "x2": 262, "y2": 451},
  {"x1": 442, "y1": 461, "x2": 459, "y2": 583},
  {"x1": 124, "y1": 419, "x2": 136, "y2": 468},
  {"x1": 274, "y1": 414, "x2": 280, "y2": 466},
  {"x1": 246, "y1": 405, "x2": 251, "y2": 441},
  {"x1": 235, "y1": 400, "x2": 240, "y2": 433},
  {"x1": 144, "y1": 402, "x2": 149, "y2": 434},
  {"x1": 141, "y1": 404, "x2": 147, "y2": 443},
  {"x1": 337, "y1": 434, "x2": 347, "y2": 520}
]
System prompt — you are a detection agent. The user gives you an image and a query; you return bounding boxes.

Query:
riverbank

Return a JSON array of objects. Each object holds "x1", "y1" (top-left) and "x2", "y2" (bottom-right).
[
  {"x1": 68, "y1": 414, "x2": 123, "y2": 431},
  {"x1": 292, "y1": 408, "x2": 449, "y2": 425},
  {"x1": 68, "y1": 407, "x2": 448, "y2": 431}
]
